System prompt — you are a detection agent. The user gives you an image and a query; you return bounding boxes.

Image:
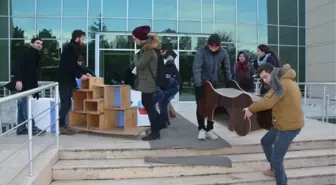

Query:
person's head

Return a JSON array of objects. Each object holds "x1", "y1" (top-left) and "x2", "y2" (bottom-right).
[
  {"x1": 207, "y1": 33, "x2": 221, "y2": 52},
  {"x1": 132, "y1": 25, "x2": 151, "y2": 45},
  {"x1": 257, "y1": 62, "x2": 274, "y2": 84},
  {"x1": 72, "y1": 30, "x2": 86, "y2": 45},
  {"x1": 77, "y1": 55, "x2": 84, "y2": 66},
  {"x1": 257, "y1": 44, "x2": 270, "y2": 57},
  {"x1": 237, "y1": 51, "x2": 246, "y2": 63},
  {"x1": 161, "y1": 43, "x2": 171, "y2": 56},
  {"x1": 31, "y1": 38, "x2": 43, "y2": 51}
]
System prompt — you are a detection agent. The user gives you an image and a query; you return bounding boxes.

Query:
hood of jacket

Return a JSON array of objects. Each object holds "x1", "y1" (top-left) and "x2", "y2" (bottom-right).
[
  {"x1": 270, "y1": 64, "x2": 296, "y2": 96},
  {"x1": 142, "y1": 35, "x2": 160, "y2": 51}
]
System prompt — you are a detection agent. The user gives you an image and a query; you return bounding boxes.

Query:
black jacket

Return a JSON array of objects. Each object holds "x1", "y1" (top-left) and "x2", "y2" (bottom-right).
[
  {"x1": 57, "y1": 40, "x2": 86, "y2": 87},
  {"x1": 164, "y1": 58, "x2": 181, "y2": 85},
  {"x1": 13, "y1": 46, "x2": 41, "y2": 91}
]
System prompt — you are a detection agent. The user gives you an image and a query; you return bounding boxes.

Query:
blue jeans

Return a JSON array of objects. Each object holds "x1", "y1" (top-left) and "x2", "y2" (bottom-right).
[
  {"x1": 17, "y1": 97, "x2": 37, "y2": 131},
  {"x1": 261, "y1": 127, "x2": 301, "y2": 185},
  {"x1": 158, "y1": 84, "x2": 179, "y2": 122}
]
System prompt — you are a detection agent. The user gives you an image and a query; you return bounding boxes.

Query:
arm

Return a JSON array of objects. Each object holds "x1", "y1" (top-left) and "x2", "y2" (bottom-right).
[
  {"x1": 134, "y1": 50, "x2": 153, "y2": 70},
  {"x1": 192, "y1": 50, "x2": 203, "y2": 87},
  {"x1": 62, "y1": 46, "x2": 83, "y2": 79},
  {"x1": 221, "y1": 50, "x2": 231, "y2": 81},
  {"x1": 248, "y1": 84, "x2": 285, "y2": 112}
]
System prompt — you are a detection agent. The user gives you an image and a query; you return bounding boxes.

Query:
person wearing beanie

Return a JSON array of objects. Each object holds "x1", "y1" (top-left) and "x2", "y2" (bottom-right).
[
  {"x1": 193, "y1": 33, "x2": 231, "y2": 140},
  {"x1": 132, "y1": 25, "x2": 163, "y2": 141}
]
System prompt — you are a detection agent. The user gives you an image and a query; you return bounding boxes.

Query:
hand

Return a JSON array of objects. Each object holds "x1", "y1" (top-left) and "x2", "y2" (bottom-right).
[
  {"x1": 80, "y1": 75, "x2": 89, "y2": 80},
  {"x1": 85, "y1": 73, "x2": 92, "y2": 78},
  {"x1": 32, "y1": 93, "x2": 40, "y2": 100},
  {"x1": 243, "y1": 107, "x2": 253, "y2": 120},
  {"x1": 15, "y1": 81, "x2": 23, "y2": 91}
]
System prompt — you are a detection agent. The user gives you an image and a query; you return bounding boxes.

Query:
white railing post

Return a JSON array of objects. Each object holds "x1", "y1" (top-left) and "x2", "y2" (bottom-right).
[
  {"x1": 326, "y1": 95, "x2": 330, "y2": 123},
  {"x1": 304, "y1": 85, "x2": 307, "y2": 108},
  {"x1": 27, "y1": 96, "x2": 34, "y2": 176},
  {"x1": 321, "y1": 86, "x2": 327, "y2": 123},
  {"x1": 55, "y1": 84, "x2": 60, "y2": 147}
]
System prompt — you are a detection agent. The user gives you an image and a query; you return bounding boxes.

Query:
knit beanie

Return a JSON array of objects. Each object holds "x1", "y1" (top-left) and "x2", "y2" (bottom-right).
[
  {"x1": 207, "y1": 33, "x2": 221, "y2": 46},
  {"x1": 132, "y1": 25, "x2": 151, "y2": 41}
]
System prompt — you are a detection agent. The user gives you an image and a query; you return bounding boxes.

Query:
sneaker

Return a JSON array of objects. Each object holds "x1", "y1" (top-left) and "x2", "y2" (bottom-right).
[
  {"x1": 142, "y1": 132, "x2": 160, "y2": 141},
  {"x1": 198, "y1": 129, "x2": 206, "y2": 140},
  {"x1": 60, "y1": 127, "x2": 75, "y2": 135},
  {"x1": 206, "y1": 130, "x2": 218, "y2": 140},
  {"x1": 263, "y1": 169, "x2": 275, "y2": 177}
]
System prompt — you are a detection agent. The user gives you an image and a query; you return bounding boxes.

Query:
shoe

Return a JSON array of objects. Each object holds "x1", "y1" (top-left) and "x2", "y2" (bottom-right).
[
  {"x1": 32, "y1": 127, "x2": 46, "y2": 136},
  {"x1": 60, "y1": 127, "x2": 75, "y2": 135},
  {"x1": 263, "y1": 169, "x2": 275, "y2": 177},
  {"x1": 206, "y1": 130, "x2": 218, "y2": 140},
  {"x1": 16, "y1": 128, "x2": 28, "y2": 135},
  {"x1": 142, "y1": 132, "x2": 160, "y2": 141},
  {"x1": 198, "y1": 129, "x2": 206, "y2": 140}
]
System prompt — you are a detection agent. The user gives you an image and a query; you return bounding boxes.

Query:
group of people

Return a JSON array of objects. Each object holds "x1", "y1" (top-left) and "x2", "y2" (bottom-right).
[{"x1": 7, "y1": 25, "x2": 304, "y2": 185}]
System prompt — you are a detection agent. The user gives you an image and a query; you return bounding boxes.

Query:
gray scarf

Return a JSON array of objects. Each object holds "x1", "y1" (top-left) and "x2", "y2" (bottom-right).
[
  {"x1": 258, "y1": 53, "x2": 271, "y2": 66},
  {"x1": 270, "y1": 67, "x2": 284, "y2": 96}
]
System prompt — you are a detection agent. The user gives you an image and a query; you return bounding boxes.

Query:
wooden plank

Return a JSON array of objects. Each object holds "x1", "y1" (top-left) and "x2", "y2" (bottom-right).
[
  {"x1": 72, "y1": 91, "x2": 88, "y2": 111},
  {"x1": 70, "y1": 125, "x2": 149, "y2": 136},
  {"x1": 68, "y1": 111, "x2": 87, "y2": 127},
  {"x1": 102, "y1": 109, "x2": 117, "y2": 130},
  {"x1": 124, "y1": 107, "x2": 137, "y2": 131},
  {"x1": 92, "y1": 86, "x2": 104, "y2": 99},
  {"x1": 87, "y1": 114, "x2": 104, "y2": 130},
  {"x1": 84, "y1": 99, "x2": 104, "y2": 113},
  {"x1": 81, "y1": 77, "x2": 104, "y2": 90}
]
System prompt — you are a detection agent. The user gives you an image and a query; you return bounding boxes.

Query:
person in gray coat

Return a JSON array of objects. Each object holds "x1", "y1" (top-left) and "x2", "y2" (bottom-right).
[{"x1": 193, "y1": 33, "x2": 231, "y2": 140}]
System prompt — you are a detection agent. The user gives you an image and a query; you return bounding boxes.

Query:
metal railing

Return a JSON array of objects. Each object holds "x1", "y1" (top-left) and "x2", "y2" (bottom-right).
[{"x1": 0, "y1": 82, "x2": 59, "y2": 184}]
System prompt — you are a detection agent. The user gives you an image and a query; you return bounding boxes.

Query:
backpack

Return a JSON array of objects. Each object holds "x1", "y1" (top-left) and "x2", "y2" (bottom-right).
[{"x1": 148, "y1": 49, "x2": 169, "y2": 90}]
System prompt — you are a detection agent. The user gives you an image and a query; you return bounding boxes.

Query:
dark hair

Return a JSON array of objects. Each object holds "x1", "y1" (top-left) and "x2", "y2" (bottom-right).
[
  {"x1": 31, "y1": 37, "x2": 42, "y2": 44},
  {"x1": 257, "y1": 62, "x2": 274, "y2": 75},
  {"x1": 258, "y1": 44, "x2": 280, "y2": 67},
  {"x1": 72, "y1": 30, "x2": 86, "y2": 40}
]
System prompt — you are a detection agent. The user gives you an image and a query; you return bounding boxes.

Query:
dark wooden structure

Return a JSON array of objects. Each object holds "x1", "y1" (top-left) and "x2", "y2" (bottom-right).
[{"x1": 198, "y1": 81, "x2": 273, "y2": 136}]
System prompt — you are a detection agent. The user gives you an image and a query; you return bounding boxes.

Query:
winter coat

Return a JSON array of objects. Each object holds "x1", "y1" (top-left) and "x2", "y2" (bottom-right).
[{"x1": 234, "y1": 51, "x2": 254, "y2": 92}]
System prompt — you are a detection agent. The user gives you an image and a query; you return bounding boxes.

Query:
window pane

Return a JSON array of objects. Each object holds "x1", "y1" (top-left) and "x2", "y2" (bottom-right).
[
  {"x1": 179, "y1": 0, "x2": 201, "y2": 20},
  {"x1": 154, "y1": 0, "x2": 177, "y2": 20},
  {"x1": 88, "y1": 18, "x2": 103, "y2": 39},
  {"x1": 237, "y1": 24, "x2": 257, "y2": 44},
  {"x1": 259, "y1": 25, "x2": 278, "y2": 44},
  {"x1": 179, "y1": 36, "x2": 192, "y2": 50},
  {"x1": 103, "y1": 18, "x2": 127, "y2": 32},
  {"x1": 63, "y1": 0, "x2": 87, "y2": 17},
  {"x1": 299, "y1": 0, "x2": 305, "y2": 26},
  {"x1": 299, "y1": 28, "x2": 305, "y2": 46},
  {"x1": 179, "y1": 51, "x2": 195, "y2": 101},
  {"x1": 215, "y1": 23, "x2": 235, "y2": 42},
  {"x1": 268, "y1": 45, "x2": 278, "y2": 54},
  {"x1": 63, "y1": 18, "x2": 87, "y2": 39},
  {"x1": 221, "y1": 43, "x2": 236, "y2": 76},
  {"x1": 298, "y1": 47, "x2": 305, "y2": 82},
  {"x1": 0, "y1": 40, "x2": 9, "y2": 80},
  {"x1": 10, "y1": 39, "x2": 31, "y2": 74},
  {"x1": 11, "y1": 0, "x2": 35, "y2": 16},
  {"x1": 215, "y1": 0, "x2": 235, "y2": 22},
  {"x1": 279, "y1": 0, "x2": 298, "y2": 26},
  {"x1": 160, "y1": 36, "x2": 178, "y2": 50},
  {"x1": 0, "y1": 18, "x2": 8, "y2": 39},
  {"x1": 202, "y1": 22, "x2": 213, "y2": 34},
  {"x1": 37, "y1": 0, "x2": 61, "y2": 16},
  {"x1": 178, "y1": 21, "x2": 201, "y2": 34},
  {"x1": 100, "y1": 35, "x2": 133, "y2": 49},
  {"x1": 202, "y1": 0, "x2": 213, "y2": 21},
  {"x1": 40, "y1": 40, "x2": 61, "y2": 81},
  {"x1": 37, "y1": 18, "x2": 61, "y2": 39},
  {"x1": 88, "y1": 40, "x2": 95, "y2": 70},
  {"x1": 153, "y1": 20, "x2": 177, "y2": 33},
  {"x1": 237, "y1": 43, "x2": 258, "y2": 62},
  {"x1": 279, "y1": 46, "x2": 298, "y2": 74},
  {"x1": 103, "y1": 0, "x2": 126, "y2": 18},
  {"x1": 258, "y1": 0, "x2": 278, "y2": 25},
  {"x1": 237, "y1": 0, "x2": 257, "y2": 24},
  {"x1": 88, "y1": 0, "x2": 101, "y2": 17},
  {"x1": 129, "y1": 0, "x2": 152, "y2": 19},
  {"x1": 11, "y1": 18, "x2": 35, "y2": 39},
  {"x1": 279, "y1": 26, "x2": 298, "y2": 45},
  {"x1": 128, "y1": 19, "x2": 152, "y2": 32}
]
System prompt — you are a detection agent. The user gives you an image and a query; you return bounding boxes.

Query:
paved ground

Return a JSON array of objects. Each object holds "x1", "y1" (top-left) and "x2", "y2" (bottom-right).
[{"x1": 0, "y1": 103, "x2": 335, "y2": 185}]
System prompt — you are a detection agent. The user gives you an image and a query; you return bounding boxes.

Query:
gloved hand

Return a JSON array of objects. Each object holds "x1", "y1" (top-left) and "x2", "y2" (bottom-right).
[{"x1": 33, "y1": 93, "x2": 40, "y2": 100}]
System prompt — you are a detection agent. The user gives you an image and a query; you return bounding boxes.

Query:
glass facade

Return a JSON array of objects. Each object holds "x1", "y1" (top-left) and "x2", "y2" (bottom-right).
[{"x1": 0, "y1": 0, "x2": 305, "y2": 100}]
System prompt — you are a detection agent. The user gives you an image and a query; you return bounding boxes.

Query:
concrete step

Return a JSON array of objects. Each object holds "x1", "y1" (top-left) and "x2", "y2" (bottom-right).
[
  {"x1": 230, "y1": 148, "x2": 336, "y2": 169},
  {"x1": 50, "y1": 165, "x2": 336, "y2": 185},
  {"x1": 58, "y1": 139, "x2": 336, "y2": 160},
  {"x1": 52, "y1": 149, "x2": 336, "y2": 181}
]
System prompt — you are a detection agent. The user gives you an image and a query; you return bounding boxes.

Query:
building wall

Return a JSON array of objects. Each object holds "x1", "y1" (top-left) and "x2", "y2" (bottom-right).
[{"x1": 306, "y1": 0, "x2": 336, "y2": 82}]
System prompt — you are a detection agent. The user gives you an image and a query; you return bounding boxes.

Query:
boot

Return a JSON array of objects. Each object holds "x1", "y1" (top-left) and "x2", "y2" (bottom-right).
[
  {"x1": 60, "y1": 126, "x2": 75, "y2": 135},
  {"x1": 141, "y1": 131, "x2": 160, "y2": 141}
]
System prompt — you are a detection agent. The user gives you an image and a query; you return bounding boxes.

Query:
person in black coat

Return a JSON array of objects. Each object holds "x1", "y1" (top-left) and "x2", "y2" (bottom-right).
[
  {"x1": 57, "y1": 30, "x2": 91, "y2": 135},
  {"x1": 12, "y1": 38, "x2": 44, "y2": 135}
]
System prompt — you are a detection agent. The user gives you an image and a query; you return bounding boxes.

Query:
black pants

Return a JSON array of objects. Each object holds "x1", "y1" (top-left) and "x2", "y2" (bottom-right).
[
  {"x1": 194, "y1": 86, "x2": 214, "y2": 131},
  {"x1": 142, "y1": 92, "x2": 160, "y2": 133},
  {"x1": 59, "y1": 84, "x2": 74, "y2": 128}
]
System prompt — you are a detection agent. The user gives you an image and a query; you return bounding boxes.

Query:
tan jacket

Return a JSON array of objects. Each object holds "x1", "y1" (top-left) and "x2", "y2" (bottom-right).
[{"x1": 249, "y1": 65, "x2": 304, "y2": 131}]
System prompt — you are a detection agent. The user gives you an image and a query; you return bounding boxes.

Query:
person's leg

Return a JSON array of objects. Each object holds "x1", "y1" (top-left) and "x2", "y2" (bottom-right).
[
  {"x1": 272, "y1": 129, "x2": 300, "y2": 185},
  {"x1": 194, "y1": 86, "x2": 206, "y2": 140},
  {"x1": 205, "y1": 84, "x2": 218, "y2": 140},
  {"x1": 16, "y1": 97, "x2": 28, "y2": 135},
  {"x1": 159, "y1": 85, "x2": 179, "y2": 125},
  {"x1": 58, "y1": 84, "x2": 74, "y2": 135},
  {"x1": 168, "y1": 103, "x2": 176, "y2": 117},
  {"x1": 261, "y1": 127, "x2": 278, "y2": 175},
  {"x1": 141, "y1": 92, "x2": 160, "y2": 141}
]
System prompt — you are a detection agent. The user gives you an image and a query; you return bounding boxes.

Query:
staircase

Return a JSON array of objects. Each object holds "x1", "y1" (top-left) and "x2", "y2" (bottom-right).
[{"x1": 50, "y1": 139, "x2": 336, "y2": 185}]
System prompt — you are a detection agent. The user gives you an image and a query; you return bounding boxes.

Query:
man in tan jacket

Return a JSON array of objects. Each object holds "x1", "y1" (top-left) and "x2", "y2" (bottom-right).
[{"x1": 243, "y1": 63, "x2": 304, "y2": 185}]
